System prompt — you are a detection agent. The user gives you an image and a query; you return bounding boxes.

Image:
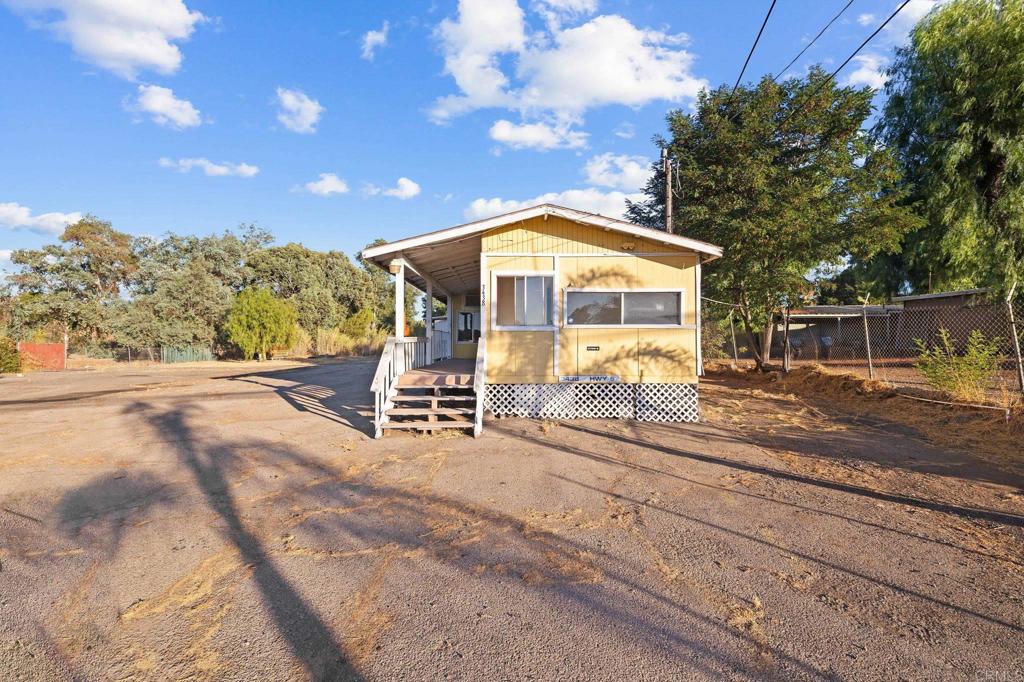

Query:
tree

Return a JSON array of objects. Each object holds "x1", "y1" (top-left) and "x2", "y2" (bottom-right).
[
  {"x1": 109, "y1": 257, "x2": 234, "y2": 351},
  {"x1": 247, "y1": 243, "x2": 371, "y2": 331},
  {"x1": 224, "y1": 289, "x2": 297, "y2": 360},
  {"x1": 876, "y1": 0, "x2": 1024, "y2": 295},
  {"x1": 627, "y1": 70, "x2": 920, "y2": 369},
  {"x1": 6, "y1": 215, "x2": 136, "y2": 347}
]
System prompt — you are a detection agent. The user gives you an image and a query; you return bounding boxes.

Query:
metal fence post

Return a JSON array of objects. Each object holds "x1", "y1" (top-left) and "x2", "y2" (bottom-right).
[
  {"x1": 862, "y1": 306, "x2": 875, "y2": 380},
  {"x1": 783, "y1": 308, "x2": 791, "y2": 373},
  {"x1": 729, "y1": 313, "x2": 739, "y2": 369},
  {"x1": 1006, "y1": 291, "x2": 1024, "y2": 394}
]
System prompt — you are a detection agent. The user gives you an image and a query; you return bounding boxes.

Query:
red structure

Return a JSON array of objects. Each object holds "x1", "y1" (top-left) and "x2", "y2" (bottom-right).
[{"x1": 17, "y1": 342, "x2": 66, "y2": 370}]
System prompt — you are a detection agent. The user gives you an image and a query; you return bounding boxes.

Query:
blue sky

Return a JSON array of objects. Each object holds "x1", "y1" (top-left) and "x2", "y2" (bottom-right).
[{"x1": 0, "y1": 0, "x2": 941, "y2": 270}]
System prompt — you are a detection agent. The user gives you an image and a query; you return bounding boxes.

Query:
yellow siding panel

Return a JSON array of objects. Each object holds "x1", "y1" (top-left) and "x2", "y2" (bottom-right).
[
  {"x1": 567, "y1": 256, "x2": 638, "y2": 289},
  {"x1": 481, "y1": 216, "x2": 686, "y2": 255},
  {"x1": 488, "y1": 255, "x2": 555, "y2": 272},
  {"x1": 577, "y1": 328, "x2": 639, "y2": 378},
  {"x1": 514, "y1": 331, "x2": 554, "y2": 375},
  {"x1": 640, "y1": 329, "x2": 697, "y2": 382}
]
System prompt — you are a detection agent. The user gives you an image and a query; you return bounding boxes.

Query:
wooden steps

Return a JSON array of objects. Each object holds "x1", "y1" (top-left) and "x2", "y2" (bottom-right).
[
  {"x1": 387, "y1": 407, "x2": 474, "y2": 416},
  {"x1": 382, "y1": 421, "x2": 472, "y2": 431},
  {"x1": 382, "y1": 385, "x2": 476, "y2": 434}
]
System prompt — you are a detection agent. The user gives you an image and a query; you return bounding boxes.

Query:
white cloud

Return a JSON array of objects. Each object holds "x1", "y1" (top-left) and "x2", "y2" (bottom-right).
[
  {"x1": 857, "y1": 13, "x2": 876, "y2": 26},
  {"x1": 532, "y1": 0, "x2": 598, "y2": 30},
  {"x1": 583, "y1": 153, "x2": 651, "y2": 191},
  {"x1": 365, "y1": 177, "x2": 422, "y2": 199},
  {"x1": 0, "y1": 202, "x2": 82, "y2": 236},
  {"x1": 158, "y1": 157, "x2": 259, "y2": 177},
  {"x1": 489, "y1": 119, "x2": 587, "y2": 150},
  {"x1": 275, "y1": 87, "x2": 324, "y2": 134},
  {"x1": 883, "y1": 0, "x2": 944, "y2": 42},
  {"x1": 303, "y1": 173, "x2": 349, "y2": 196},
  {"x1": 361, "y1": 21, "x2": 389, "y2": 60},
  {"x1": 384, "y1": 177, "x2": 421, "y2": 199},
  {"x1": 4, "y1": 0, "x2": 205, "y2": 79},
  {"x1": 613, "y1": 122, "x2": 635, "y2": 139},
  {"x1": 844, "y1": 54, "x2": 888, "y2": 90},
  {"x1": 431, "y1": 2, "x2": 707, "y2": 135},
  {"x1": 129, "y1": 84, "x2": 201, "y2": 129},
  {"x1": 465, "y1": 187, "x2": 641, "y2": 220}
]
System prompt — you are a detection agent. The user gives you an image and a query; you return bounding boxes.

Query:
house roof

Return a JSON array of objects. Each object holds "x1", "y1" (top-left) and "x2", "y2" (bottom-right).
[
  {"x1": 788, "y1": 305, "x2": 902, "y2": 318},
  {"x1": 891, "y1": 287, "x2": 990, "y2": 303},
  {"x1": 362, "y1": 204, "x2": 723, "y2": 261}
]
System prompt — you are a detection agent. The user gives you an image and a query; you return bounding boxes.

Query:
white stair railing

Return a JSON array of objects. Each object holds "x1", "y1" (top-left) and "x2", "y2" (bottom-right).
[
  {"x1": 473, "y1": 336, "x2": 486, "y2": 437},
  {"x1": 371, "y1": 336, "x2": 436, "y2": 438}
]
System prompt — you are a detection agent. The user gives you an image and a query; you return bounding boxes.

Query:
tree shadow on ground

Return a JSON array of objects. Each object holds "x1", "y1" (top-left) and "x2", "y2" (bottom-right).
[
  {"x1": 222, "y1": 359, "x2": 377, "y2": 437},
  {"x1": 123, "y1": 401, "x2": 360, "y2": 681},
  {"x1": 553, "y1": 421, "x2": 1024, "y2": 527},
  {"x1": 94, "y1": 399, "x2": 841, "y2": 681},
  {"x1": 54, "y1": 472, "x2": 176, "y2": 559},
  {"x1": 490, "y1": 421, "x2": 1024, "y2": 635}
]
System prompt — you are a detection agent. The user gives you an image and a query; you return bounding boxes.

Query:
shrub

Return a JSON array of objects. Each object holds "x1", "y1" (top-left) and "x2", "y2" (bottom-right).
[
  {"x1": 0, "y1": 337, "x2": 20, "y2": 373},
  {"x1": 340, "y1": 308, "x2": 374, "y2": 339},
  {"x1": 224, "y1": 289, "x2": 297, "y2": 360},
  {"x1": 915, "y1": 328, "x2": 1003, "y2": 403}
]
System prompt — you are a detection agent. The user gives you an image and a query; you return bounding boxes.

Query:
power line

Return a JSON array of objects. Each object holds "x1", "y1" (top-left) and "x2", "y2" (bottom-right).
[
  {"x1": 773, "y1": 0, "x2": 857, "y2": 81},
  {"x1": 731, "y1": 0, "x2": 779, "y2": 97},
  {"x1": 776, "y1": 0, "x2": 913, "y2": 131}
]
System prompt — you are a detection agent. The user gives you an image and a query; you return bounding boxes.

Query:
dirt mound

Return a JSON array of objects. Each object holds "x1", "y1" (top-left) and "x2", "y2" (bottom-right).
[{"x1": 706, "y1": 363, "x2": 1024, "y2": 473}]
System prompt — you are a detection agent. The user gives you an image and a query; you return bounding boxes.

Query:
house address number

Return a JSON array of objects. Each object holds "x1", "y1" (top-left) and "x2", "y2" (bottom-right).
[{"x1": 559, "y1": 375, "x2": 621, "y2": 383}]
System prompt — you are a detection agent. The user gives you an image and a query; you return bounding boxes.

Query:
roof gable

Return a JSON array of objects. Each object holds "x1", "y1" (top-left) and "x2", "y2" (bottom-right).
[{"x1": 360, "y1": 204, "x2": 723, "y2": 262}]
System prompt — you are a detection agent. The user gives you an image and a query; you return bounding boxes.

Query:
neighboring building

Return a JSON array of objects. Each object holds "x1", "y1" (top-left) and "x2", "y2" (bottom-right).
[
  {"x1": 360, "y1": 204, "x2": 722, "y2": 437},
  {"x1": 892, "y1": 288, "x2": 991, "y2": 310}
]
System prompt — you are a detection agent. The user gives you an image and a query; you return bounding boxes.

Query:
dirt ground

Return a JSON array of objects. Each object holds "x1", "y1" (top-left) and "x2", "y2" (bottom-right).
[{"x1": 1, "y1": 359, "x2": 1023, "y2": 681}]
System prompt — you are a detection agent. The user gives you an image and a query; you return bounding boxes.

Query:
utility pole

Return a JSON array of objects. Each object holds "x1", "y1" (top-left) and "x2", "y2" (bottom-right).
[{"x1": 662, "y1": 148, "x2": 673, "y2": 234}]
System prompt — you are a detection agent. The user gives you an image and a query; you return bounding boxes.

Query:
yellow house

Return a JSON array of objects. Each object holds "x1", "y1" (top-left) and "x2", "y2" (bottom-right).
[{"x1": 361, "y1": 204, "x2": 722, "y2": 437}]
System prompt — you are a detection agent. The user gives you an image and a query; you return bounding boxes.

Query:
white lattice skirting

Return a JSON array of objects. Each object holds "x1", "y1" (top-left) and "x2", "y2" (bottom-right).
[{"x1": 484, "y1": 383, "x2": 699, "y2": 422}]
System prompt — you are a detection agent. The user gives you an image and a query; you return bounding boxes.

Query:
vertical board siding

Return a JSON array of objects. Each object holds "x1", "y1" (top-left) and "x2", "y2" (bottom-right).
[
  {"x1": 482, "y1": 217, "x2": 700, "y2": 383},
  {"x1": 482, "y1": 216, "x2": 680, "y2": 255}
]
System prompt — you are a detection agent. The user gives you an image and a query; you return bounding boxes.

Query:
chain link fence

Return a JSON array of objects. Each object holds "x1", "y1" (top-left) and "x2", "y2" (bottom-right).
[{"x1": 702, "y1": 296, "x2": 1024, "y2": 407}]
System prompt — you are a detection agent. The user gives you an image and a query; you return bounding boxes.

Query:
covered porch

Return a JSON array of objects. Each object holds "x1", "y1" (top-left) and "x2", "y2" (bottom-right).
[{"x1": 363, "y1": 229, "x2": 485, "y2": 437}]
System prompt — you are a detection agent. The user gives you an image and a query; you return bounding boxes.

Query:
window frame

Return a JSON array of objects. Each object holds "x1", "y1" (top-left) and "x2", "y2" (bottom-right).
[
  {"x1": 455, "y1": 310, "x2": 480, "y2": 344},
  {"x1": 563, "y1": 287, "x2": 690, "y2": 329},
  {"x1": 490, "y1": 270, "x2": 558, "y2": 331}
]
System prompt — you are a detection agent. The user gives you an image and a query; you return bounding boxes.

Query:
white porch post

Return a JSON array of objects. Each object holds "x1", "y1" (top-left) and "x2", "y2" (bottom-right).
[
  {"x1": 425, "y1": 280, "x2": 433, "y2": 360},
  {"x1": 390, "y1": 259, "x2": 406, "y2": 373},
  {"x1": 448, "y1": 294, "x2": 454, "y2": 358}
]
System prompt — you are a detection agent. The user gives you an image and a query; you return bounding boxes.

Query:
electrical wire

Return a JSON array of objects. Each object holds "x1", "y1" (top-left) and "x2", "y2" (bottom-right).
[
  {"x1": 776, "y1": 0, "x2": 913, "y2": 131},
  {"x1": 772, "y1": 0, "x2": 857, "y2": 81},
  {"x1": 731, "y1": 0, "x2": 779, "y2": 97}
]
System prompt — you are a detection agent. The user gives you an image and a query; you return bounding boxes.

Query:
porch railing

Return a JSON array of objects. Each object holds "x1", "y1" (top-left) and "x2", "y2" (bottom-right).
[
  {"x1": 432, "y1": 329, "x2": 451, "y2": 362},
  {"x1": 371, "y1": 337, "x2": 435, "y2": 438},
  {"x1": 473, "y1": 336, "x2": 486, "y2": 437}
]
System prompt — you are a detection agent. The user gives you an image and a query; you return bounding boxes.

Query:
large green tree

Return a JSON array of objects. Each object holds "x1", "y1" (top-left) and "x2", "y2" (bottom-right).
[
  {"x1": 876, "y1": 0, "x2": 1024, "y2": 295},
  {"x1": 628, "y1": 70, "x2": 920, "y2": 368},
  {"x1": 8, "y1": 216, "x2": 136, "y2": 346}
]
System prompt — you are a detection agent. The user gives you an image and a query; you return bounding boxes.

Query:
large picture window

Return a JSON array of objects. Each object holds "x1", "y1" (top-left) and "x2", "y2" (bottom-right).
[
  {"x1": 494, "y1": 274, "x2": 554, "y2": 328},
  {"x1": 565, "y1": 290, "x2": 683, "y2": 327}
]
